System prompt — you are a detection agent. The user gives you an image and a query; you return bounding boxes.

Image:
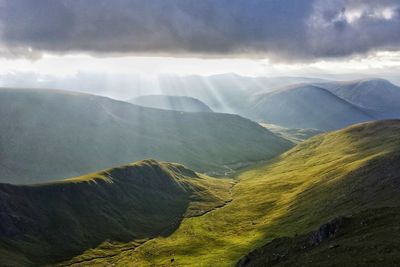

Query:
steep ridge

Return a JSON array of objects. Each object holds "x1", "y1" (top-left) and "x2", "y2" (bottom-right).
[
  {"x1": 246, "y1": 85, "x2": 373, "y2": 130},
  {"x1": 86, "y1": 120, "x2": 400, "y2": 266},
  {"x1": 0, "y1": 159, "x2": 232, "y2": 266},
  {"x1": 0, "y1": 88, "x2": 292, "y2": 184},
  {"x1": 129, "y1": 95, "x2": 213, "y2": 112}
]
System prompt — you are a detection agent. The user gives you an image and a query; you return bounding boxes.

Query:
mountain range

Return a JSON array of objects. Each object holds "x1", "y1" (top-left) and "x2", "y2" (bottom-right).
[
  {"x1": 0, "y1": 78, "x2": 400, "y2": 266},
  {"x1": 155, "y1": 76, "x2": 400, "y2": 131},
  {"x1": 244, "y1": 79, "x2": 400, "y2": 130},
  {"x1": 246, "y1": 85, "x2": 373, "y2": 130},
  {"x1": 0, "y1": 88, "x2": 291, "y2": 184},
  {"x1": 155, "y1": 74, "x2": 330, "y2": 114},
  {"x1": 318, "y1": 78, "x2": 400, "y2": 118}
]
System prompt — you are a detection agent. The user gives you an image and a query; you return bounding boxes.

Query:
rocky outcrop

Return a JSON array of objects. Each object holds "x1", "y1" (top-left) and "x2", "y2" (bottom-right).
[{"x1": 309, "y1": 217, "x2": 349, "y2": 246}]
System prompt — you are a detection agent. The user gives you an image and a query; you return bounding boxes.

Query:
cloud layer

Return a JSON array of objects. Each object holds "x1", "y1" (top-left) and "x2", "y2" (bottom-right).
[{"x1": 0, "y1": 0, "x2": 399, "y2": 61}]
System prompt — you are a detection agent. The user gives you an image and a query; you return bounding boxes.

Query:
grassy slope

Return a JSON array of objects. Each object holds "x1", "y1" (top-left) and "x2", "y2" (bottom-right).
[
  {"x1": 237, "y1": 206, "x2": 400, "y2": 267},
  {"x1": 0, "y1": 160, "x2": 233, "y2": 266},
  {"x1": 0, "y1": 88, "x2": 292, "y2": 184},
  {"x1": 77, "y1": 120, "x2": 400, "y2": 266}
]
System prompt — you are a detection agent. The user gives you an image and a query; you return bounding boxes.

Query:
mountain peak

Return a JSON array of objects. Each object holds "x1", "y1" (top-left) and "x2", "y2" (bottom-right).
[{"x1": 356, "y1": 78, "x2": 395, "y2": 87}]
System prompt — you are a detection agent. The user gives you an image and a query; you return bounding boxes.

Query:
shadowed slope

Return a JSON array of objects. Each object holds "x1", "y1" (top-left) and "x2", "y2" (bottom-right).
[
  {"x1": 246, "y1": 85, "x2": 372, "y2": 130},
  {"x1": 0, "y1": 88, "x2": 292, "y2": 184},
  {"x1": 0, "y1": 159, "x2": 232, "y2": 266},
  {"x1": 319, "y1": 79, "x2": 400, "y2": 118}
]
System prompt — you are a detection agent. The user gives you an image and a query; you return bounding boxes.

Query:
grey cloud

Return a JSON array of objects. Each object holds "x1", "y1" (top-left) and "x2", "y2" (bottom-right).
[
  {"x1": 0, "y1": 0, "x2": 399, "y2": 61},
  {"x1": 307, "y1": 0, "x2": 400, "y2": 58}
]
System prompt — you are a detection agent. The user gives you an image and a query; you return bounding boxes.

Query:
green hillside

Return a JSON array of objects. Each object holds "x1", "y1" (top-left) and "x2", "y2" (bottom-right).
[
  {"x1": 237, "y1": 206, "x2": 400, "y2": 266},
  {"x1": 0, "y1": 88, "x2": 292, "y2": 184},
  {"x1": 71, "y1": 120, "x2": 400, "y2": 266},
  {"x1": 0, "y1": 160, "x2": 233, "y2": 266}
]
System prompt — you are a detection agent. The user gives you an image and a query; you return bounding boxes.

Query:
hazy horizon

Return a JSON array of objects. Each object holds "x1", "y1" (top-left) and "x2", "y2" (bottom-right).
[{"x1": 0, "y1": 0, "x2": 399, "y2": 99}]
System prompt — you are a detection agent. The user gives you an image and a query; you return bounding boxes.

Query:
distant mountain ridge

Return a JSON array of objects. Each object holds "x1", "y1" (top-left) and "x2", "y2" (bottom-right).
[
  {"x1": 246, "y1": 84, "x2": 373, "y2": 130},
  {"x1": 317, "y1": 78, "x2": 400, "y2": 118},
  {"x1": 243, "y1": 78, "x2": 400, "y2": 130},
  {"x1": 129, "y1": 95, "x2": 213, "y2": 112},
  {"x1": 0, "y1": 88, "x2": 292, "y2": 184},
  {"x1": 156, "y1": 74, "x2": 330, "y2": 114},
  {"x1": 153, "y1": 75, "x2": 400, "y2": 131}
]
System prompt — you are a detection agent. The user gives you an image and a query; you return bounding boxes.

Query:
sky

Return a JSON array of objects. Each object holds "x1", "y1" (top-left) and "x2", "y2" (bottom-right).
[{"x1": 0, "y1": 0, "x2": 399, "y2": 95}]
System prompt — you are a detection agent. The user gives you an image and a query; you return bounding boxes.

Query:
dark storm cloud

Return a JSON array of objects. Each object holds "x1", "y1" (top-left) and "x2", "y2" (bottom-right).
[
  {"x1": 0, "y1": 0, "x2": 399, "y2": 61},
  {"x1": 307, "y1": 0, "x2": 400, "y2": 58}
]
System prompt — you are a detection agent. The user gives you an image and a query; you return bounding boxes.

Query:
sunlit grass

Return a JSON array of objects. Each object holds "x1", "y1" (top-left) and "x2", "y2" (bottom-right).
[{"x1": 71, "y1": 120, "x2": 400, "y2": 266}]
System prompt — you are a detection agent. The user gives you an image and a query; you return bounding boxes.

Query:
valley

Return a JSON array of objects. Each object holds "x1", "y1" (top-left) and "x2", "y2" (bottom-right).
[{"x1": 36, "y1": 120, "x2": 400, "y2": 266}]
